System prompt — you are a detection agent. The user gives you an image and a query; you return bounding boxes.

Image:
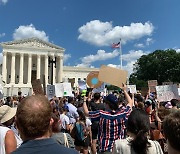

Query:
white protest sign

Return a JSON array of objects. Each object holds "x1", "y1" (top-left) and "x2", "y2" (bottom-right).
[
  {"x1": 78, "y1": 80, "x2": 87, "y2": 91},
  {"x1": 55, "y1": 83, "x2": 73, "y2": 97},
  {"x1": 178, "y1": 88, "x2": 180, "y2": 96},
  {"x1": 55, "y1": 83, "x2": 64, "y2": 97},
  {"x1": 63, "y1": 83, "x2": 73, "y2": 96},
  {"x1": 127, "y1": 85, "x2": 137, "y2": 94},
  {"x1": 156, "y1": 84, "x2": 179, "y2": 102},
  {"x1": 47, "y1": 85, "x2": 55, "y2": 100}
]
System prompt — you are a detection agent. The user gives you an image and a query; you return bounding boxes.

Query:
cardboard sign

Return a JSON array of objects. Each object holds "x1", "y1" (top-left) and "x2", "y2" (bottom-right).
[
  {"x1": 127, "y1": 85, "x2": 137, "y2": 94},
  {"x1": 148, "y1": 80, "x2": 158, "y2": 92},
  {"x1": 31, "y1": 79, "x2": 44, "y2": 95},
  {"x1": 98, "y1": 65, "x2": 128, "y2": 88},
  {"x1": 156, "y1": 84, "x2": 179, "y2": 102},
  {"x1": 87, "y1": 71, "x2": 102, "y2": 88},
  {"x1": 78, "y1": 80, "x2": 87, "y2": 91},
  {"x1": 141, "y1": 87, "x2": 149, "y2": 97},
  {"x1": 47, "y1": 85, "x2": 55, "y2": 100}
]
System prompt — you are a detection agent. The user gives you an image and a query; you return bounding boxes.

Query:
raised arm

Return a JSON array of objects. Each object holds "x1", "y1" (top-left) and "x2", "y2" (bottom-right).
[
  {"x1": 83, "y1": 96, "x2": 89, "y2": 117},
  {"x1": 122, "y1": 83, "x2": 133, "y2": 108}
]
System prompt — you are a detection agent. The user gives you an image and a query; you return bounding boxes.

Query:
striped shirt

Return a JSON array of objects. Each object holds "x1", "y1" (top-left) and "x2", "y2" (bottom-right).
[{"x1": 89, "y1": 106, "x2": 131, "y2": 152}]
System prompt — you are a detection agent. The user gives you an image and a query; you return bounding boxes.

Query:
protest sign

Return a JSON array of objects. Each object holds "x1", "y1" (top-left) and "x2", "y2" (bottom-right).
[
  {"x1": 141, "y1": 87, "x2": 149, "y2": 97},
  {"x1": 148, "y1": 80, "x2": 158, "y2": 92},
  {"x1": 98, "y1": 65, "x2": 128, "y2": 88},
  {"x1": 47, "y1": 85, "x2": 55, "y2": 100},
  {"x1": 87, "y1": 71, "x2": 102, "y2": 88},
  {"x1": 127, "y1": 85, "x2": 137, "y2": 94},
  {"x1": 78, "y1": 80, "x2": 87, "y2": 91},
  {"x1": 63, "y1": 83, "x2": 73, "y2": 96},
  {"x1": 55, "y1": 83, "x2": 64, "y2": 97},
  {"x1": 55, "y1": 83, "x2": 72, "y2": 97},
  {"x1": 31, "y1": 79, "x2": 44, "y2": 95},
  {"x1": 156, "y1": 84, "x2": 179, "y2": 102}
]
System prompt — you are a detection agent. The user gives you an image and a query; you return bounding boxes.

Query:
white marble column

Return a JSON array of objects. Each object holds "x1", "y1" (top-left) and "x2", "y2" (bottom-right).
[
  {"x1": 37, "y1": 54, "x2": 41, "y2": 79},
  {"x1": 2, "y1": 52, "x2": 7, "y2": 83},
  {"x1": 53, "y1": 56, "x2": 56, "y2": 84},
  {"x1": 19, "y1": 53, "x2": 24, "y2": 84},
  {"x1": 27, "y1": 54, "x2": 32, "y2": 84},
  {"x1": 59, "y1": 56, "x2": 63, "y2": 82},
  {"x1": 45, "y1": 55, "x2": 49, "y2": 85},
  {"x1": 10, "y1": 53, "x2": 16, "y2": 84}
]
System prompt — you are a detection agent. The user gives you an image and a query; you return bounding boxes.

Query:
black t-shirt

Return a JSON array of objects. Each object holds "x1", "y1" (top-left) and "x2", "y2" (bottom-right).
[{"x1": 90, "y1": 101, "x2": 105, "y2": 130}]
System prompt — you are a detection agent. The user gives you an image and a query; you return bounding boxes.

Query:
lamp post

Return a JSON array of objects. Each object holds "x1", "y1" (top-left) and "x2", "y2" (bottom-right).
[{"x1": 48, "y1": 57, "x2": 56, "y2": 85}]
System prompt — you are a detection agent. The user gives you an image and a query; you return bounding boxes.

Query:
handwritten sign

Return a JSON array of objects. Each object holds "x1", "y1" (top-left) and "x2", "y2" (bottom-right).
[
  {"x1": 148, "y1": 80, "x2": 158, "y2": 92},
  {"x1": 156, "y1": 85, "x2": 179, "y2": 102},
  {"x1": 127, "y1": 85, "x2": 137, "y2": 94},
  {"x1": 47, "y1": 85, "x2": 55, "y2": 100}
]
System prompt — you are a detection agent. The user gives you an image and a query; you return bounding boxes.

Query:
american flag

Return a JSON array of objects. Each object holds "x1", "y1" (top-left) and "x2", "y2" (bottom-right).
[{"x1": 111, "y1": 42, "x2": 120, "y2": 48}]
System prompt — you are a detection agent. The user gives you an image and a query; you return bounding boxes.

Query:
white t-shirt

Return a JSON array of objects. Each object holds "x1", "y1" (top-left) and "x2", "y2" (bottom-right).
[
  {"x1": 113, "y1": 137, "x2": 163, "y2": 154},
  {"x1": 60, "y1": 114, "x2": 70, "y2": 130}
]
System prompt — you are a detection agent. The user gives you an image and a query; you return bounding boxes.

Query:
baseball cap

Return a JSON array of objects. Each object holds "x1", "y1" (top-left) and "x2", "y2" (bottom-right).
[{"x1": 106, "y1": 94, "x2": 118, "y2": 104}]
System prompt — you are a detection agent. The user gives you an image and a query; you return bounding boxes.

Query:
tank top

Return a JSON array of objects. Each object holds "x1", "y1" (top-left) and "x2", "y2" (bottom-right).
[{"x1": 0, "y1": 126, "x2": 10, "y2": 154}]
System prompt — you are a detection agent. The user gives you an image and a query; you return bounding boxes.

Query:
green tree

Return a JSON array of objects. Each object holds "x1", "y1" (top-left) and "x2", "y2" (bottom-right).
[{"x1": 129, "y1": 49, "x2": 180, "y2": 88}]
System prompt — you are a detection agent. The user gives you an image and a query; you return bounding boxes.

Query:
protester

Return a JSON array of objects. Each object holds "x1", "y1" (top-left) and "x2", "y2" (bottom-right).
[
  {"x1": 89, "y1": 92, "x2": 105, "y2": 154},
  {"x1": 163, "y1": 110, "x2": 180, "y2": 154},
  {"x1": 83, "y1": 83, "x2": 133, "y2": 153},
  {"x1": 66, "y1": 97, "x2": 79, "y2": 124},
  {"x1": 170, "y1": 99, "x2": 179, "y2": 110},
  {"x1": 113, "y1": 109, "x2": 163, "y2": 154},
  {"x1": 59, "y1": 105, "x2": 70, "y2": 133},
  {"x1": 5, "y1": 96, "x2": 12, "y2": 106},
  {"x1": 13, "y1": 95, "x2": 78, "y2": 154},
  {"x1": 51, "y1": 113, "x2": 75, "y2": 148},
  {"x1": 0, "y1": 105, "x2": 17, "y2": 154},
  {"x1": 73, "y1": 109, "x2": 92, "y2": 154}
]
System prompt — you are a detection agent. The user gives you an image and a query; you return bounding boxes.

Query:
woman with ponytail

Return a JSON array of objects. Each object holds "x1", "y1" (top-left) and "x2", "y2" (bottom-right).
[{"x1": 113, "y1": 109, "x2": 163, "y2": 154}]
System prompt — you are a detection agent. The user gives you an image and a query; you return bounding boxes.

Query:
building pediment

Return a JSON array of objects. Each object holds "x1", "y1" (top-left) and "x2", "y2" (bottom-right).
[{"x1": 0, "y1": 38, "x2": 64, "y2": 50}]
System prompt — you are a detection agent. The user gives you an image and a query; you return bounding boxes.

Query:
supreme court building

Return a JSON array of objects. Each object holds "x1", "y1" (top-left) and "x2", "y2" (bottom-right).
[{"x1": 0, "y1": 38, "x2": 98, "y2": 96}]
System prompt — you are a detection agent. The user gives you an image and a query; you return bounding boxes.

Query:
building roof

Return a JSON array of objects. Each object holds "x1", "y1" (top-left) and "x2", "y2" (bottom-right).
[{"x1": 0, "y1": 37, "x2": 65, "y2": 51}]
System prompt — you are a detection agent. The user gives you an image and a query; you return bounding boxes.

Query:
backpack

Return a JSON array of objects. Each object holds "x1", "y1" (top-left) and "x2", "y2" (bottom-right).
[{"x1": 71, "y1": 121, "x2": 86, "y2": 141}]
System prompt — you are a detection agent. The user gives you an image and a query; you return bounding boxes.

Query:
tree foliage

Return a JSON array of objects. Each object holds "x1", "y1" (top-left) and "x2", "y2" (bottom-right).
[{"x1": 129, "y1": 49, "x2": 180, "y2": 88}]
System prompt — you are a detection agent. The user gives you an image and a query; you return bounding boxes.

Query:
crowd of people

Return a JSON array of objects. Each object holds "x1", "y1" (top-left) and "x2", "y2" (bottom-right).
[{"x1": 0, "y1": 84, "x2": 180, "y2": 154}]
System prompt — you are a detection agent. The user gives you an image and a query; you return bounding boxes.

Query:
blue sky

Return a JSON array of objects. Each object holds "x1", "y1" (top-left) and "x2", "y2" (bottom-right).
[{"x1": 0, "y1": 0, "x2": 180, "y2": 75}]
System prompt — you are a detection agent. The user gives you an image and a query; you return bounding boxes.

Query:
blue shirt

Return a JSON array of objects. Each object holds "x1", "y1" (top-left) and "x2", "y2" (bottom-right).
[{"x1": 12, "y1": 138, "x2": 78, "y2": 154}]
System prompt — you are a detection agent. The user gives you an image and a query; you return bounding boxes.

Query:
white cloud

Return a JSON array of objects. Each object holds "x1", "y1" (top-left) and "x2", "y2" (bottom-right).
[
  {"x1": 13, "y1": 24, "x2": 49, "y2": 41},
  {"x1": 76, "y1": 49, "x2": 119, "y2": 67},
  {"x1": 134, "y1": 43, "x2": 144, "y2": 48},
  {"x1": 175, "y1": 48, "x2": 180, "y2": 53},
  {"x1": 63, "y1": 54, "x2": 71, "y2": 62},
  {"x1": 0, "y1": 0, "x2": 8, "y2": 5},
  {"x1": 146, "y1": 38, "x2": 154, "y2": 45},
  {"x1": 122, "y1": 50, "x2": 148, "y2": 75},
  {"x1": 78, "y1": 20, "x2": 154, "y2": 46},
  {"x1": 0, "y1": 33, "x2": 5, "y2": 38}
]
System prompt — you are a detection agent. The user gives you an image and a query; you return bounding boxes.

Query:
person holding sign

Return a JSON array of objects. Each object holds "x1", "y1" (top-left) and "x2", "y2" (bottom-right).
[{"x1": 83, "y1": 83, "x2": 133, "y2": 153}]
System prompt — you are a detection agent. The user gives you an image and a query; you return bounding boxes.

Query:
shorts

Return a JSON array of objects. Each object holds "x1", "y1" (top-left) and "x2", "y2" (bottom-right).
[
  {"x1": 74, "y1": 135, "x2": 90, "y2": 147},
  {"x1": 92, "y1": 128, "x2": 98, "y2": 140}
]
